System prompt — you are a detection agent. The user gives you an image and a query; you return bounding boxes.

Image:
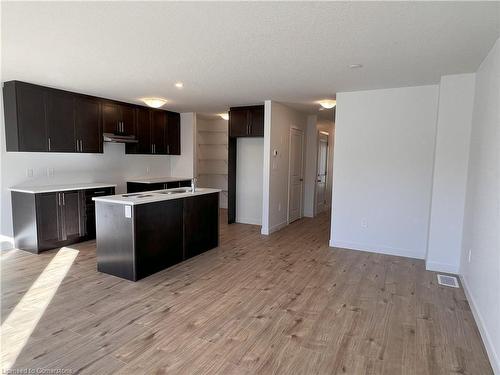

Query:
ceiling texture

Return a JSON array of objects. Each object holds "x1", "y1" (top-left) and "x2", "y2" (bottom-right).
[{"x1": 2, "y1": 2, "x2": 499, "y2": 115}]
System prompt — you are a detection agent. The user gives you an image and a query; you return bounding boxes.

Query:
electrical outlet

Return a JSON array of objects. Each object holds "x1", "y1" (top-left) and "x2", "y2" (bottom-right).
[
  {"x1": 26, "y1": 168, "x2": 33, "y2": 177},
  {"x1": 361, "y1": 218, "x2": 368, "y2": 228},
  {"x1": 468, "y1": 249, "x2": 472, "y2": 263},
  {"x1": 146, "y1": 167, "x2": 151, "y2": 174}
]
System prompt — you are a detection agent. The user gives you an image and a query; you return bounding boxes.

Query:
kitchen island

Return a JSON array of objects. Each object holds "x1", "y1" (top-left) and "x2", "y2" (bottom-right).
[{"x1": 93, "y1": 187, "x2": 220, "y2": 281}]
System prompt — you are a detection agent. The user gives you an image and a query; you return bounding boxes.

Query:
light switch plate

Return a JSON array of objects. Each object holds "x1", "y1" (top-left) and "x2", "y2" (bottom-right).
[{"x1": 124, "y1": 205, "x2": 132, "y2": 218}]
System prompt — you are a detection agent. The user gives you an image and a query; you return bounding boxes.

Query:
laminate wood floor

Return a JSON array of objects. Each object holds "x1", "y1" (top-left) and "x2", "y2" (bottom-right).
[{"x1": 1, "y1": 210, "x2": 492, "y2": 374}]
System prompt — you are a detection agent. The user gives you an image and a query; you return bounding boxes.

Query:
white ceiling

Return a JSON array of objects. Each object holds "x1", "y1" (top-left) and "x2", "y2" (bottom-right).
[{"x1": 2, "y1": 2, "x2": 499, "y2": 115}]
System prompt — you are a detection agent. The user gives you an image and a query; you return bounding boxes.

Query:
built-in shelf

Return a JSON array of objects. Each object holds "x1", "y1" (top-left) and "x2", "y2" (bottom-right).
[
  {"x1": 198, "y1": 143, "x2": 228, "y2": 146},
  {"x1": 198, "y1": 173, "x2": 228, "y2": 176},
  {"x1": 198, "y1": 130, "x2": 228, "y2": 134},
  {"x1": 198, "y1": 158, "x2": 228, "y2": 162},
  {"x1": 196, "y1": 116, "x2": 228, "y2": 209}
]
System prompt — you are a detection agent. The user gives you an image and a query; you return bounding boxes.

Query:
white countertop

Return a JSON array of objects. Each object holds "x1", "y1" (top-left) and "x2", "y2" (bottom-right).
[
  {"x1": 9, "y1": 182, "x2": 117, "y2": 194},
  {"x1": 93, "y1": 187, "x2": 221, "y2": 206},
  {"x1": 127, "y1": 176, "x2": 192, "y2": 184}
]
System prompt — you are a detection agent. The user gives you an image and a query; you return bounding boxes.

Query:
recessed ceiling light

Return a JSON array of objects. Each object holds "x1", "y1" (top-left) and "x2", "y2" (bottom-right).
[
  {"x1": 219, "y1": 113, "x2": 229, "y2": 121},
  {"x1": 142, "y1": 98, "x2": 167, "y2": 108},
  {"x1": 319, "y1": 99, "x2": 336, "y2": 109},
  {"x1": 349, "y1": 64, "x2": 363, "y2": 69},
  {"x1": 175, "y1": 82, "x2": 184, "y2": 88}
]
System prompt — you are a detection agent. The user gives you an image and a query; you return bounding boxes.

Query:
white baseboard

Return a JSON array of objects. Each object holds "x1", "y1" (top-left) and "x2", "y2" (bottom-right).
[
  {"x1": 236, "y1": 217, "x2": 262, "y2": 226},
  {"x1": 0, "y1": 235, "x2": 15, "y2": 251},
  {"x1": 261, "y1": 221, "x2": 288, "y2": 236},
  {"x1": 329, "y1": 239, "x2": 425, "y2": 260},
  {"x1": 425, "y1": 260, "x2": 459, "y2": 274},
  {"x1": 460, "y1": 275, "x2": 500, "y2": 375}
]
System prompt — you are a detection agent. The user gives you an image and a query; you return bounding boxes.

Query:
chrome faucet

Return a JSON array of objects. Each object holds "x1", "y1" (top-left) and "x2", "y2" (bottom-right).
[{"x1": 191, "y1": 177, "x2": 197, "y2": 193}]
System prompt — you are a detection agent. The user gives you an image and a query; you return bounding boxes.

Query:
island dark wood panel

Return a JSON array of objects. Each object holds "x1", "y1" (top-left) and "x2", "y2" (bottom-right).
[{"x1": 95, "y1": 192, "x2": 219, "y2": 281}]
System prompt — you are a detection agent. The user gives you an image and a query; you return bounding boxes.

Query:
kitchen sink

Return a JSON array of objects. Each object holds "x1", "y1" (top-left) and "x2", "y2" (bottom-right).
[
  {"x1": 122, "y1": 194, "x2": 153, "y2": 198},
  {"x1": 158, "y1": 188, "x2": 191, "y2": 195}
]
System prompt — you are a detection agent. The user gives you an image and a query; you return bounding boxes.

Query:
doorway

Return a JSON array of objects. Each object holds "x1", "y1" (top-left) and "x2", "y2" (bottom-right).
[
  {"x1": 316, "y1": 131, "x2": 329, "y2": 213},
  {"x1": 288, "y1": 128, "x2": 304, "y2": 223}
]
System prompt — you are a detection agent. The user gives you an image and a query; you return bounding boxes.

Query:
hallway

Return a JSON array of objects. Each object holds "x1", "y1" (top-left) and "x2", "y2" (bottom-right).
[{"x1": 1, "y1": 211, "x2": 492, "y2": 374}]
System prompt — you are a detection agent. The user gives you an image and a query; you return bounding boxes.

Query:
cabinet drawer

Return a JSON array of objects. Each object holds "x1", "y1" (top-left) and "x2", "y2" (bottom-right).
[{"x1": 84, "y1": 187, "x2": 115, "y2": 204}]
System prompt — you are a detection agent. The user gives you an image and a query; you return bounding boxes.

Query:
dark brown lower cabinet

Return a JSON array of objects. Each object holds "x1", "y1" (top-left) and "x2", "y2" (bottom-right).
[
  {"x1": 95, "y1": 192, "x2": 219, "y2": 281},
  {"x1": 36, "y1": 193, "x2": 61, "y2": 249},
  {"x1": 11, "y1": 186, "x2": 115, "y2": 253}
]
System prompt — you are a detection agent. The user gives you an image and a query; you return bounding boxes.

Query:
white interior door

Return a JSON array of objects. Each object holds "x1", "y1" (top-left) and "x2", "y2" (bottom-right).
[
  {"x1": 288, "y1": 128, "x2": 304, "y2": 223},
  {"x1": 316, "y1": 132, "x2": 329, "y2": 213}
]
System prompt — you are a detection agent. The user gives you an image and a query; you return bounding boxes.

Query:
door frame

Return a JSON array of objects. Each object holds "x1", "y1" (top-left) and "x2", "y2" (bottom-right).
[
  {"x1": 287, "y1": 127, "x2": 304, "y2": 224},
  {"x1": 316, "y1": 130, "x2": 329, "y2": 214}
]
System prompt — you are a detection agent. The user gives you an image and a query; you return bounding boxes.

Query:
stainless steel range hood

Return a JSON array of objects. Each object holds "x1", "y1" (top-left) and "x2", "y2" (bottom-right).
[{"x1": 103, "y1": 133, "x2": 138, "y2": 144}]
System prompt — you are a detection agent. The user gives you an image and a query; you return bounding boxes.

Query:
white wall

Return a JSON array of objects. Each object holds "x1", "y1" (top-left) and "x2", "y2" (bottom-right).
[
  {"x1": 426, "y1": 74, "x2": 475, "y2": 273},
  {"x1": 262, "y1": 101, "x2": 308, "y2": 235},
  {"x1": 171, "y1": 112, "x2": 196, "y2": 178},
  {"x1": 330, "y1": 85, "x2": 439, "y2": 259},
  {"x1": 460, "y1": 39, "x2": 500, "y2": 375},
  {"x1": 236, "y1": 138, "x2": 263, "y2": 225}
]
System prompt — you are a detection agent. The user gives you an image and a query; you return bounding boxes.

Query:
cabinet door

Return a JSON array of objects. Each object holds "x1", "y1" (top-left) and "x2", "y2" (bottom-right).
[
  {"x1": 166, "y1": 112, "x2": 180, "y2": 155},
  {"x1": 135, "y1": 199, "x2": 184, "y2": 279},
  {"x1": 102, "y1": 102, "x2": 121, "y2": 133},
  {"x1": 61, "y1": 191, "x2": 83, "y2": 241},
  {"x1": 45, "y1": 91, "x2": 76, "y2": 152},
  {"x1": 84, "y1": 187, "x2": 114, "y2": 240},
  {"x1": 121, "y1": 105, "x2": 136, "y2": 135},
  {"x1": 249, "y1": 106, "x2": 264, "y2": 137},
  {"x1": 229, "y1": 109, "x2": 249, "y2": 137},
  {"x1": 36, "y1": 193, "x2": 61, "y2": 248},
  {"x1": 151, "y1": 110, "x2": 167, "y2": 154},
  {"x1": 184, "y1": 193, "x2": 219, "y2": 258},
  {"x1": 135, "y1": 107, "x2": 152, "y2": 154},
  {"x1": 75, "y1": 97, "x2": 102, "y2": 153},
  {"x1": 16, "y1": 83, "x2": 48, "y2": 151}
]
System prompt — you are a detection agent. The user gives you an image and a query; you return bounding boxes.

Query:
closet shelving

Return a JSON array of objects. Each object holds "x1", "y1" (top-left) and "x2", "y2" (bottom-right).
[{"x1": 196, "y1": 118, "x2": 229, "y2": 208}]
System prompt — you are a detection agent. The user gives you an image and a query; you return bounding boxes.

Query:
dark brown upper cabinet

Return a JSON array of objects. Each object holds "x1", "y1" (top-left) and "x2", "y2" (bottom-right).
[
  {"x1": 126, "y1": 109, "x2": 180, "y2": 155},
  {"x1": 229, "y1": 105, "x2": 264, "y2": 137},
  {"x1": 4, "y1": 81, "x2": 48, "y2": 152},
  {"x1": 167, "y1": 112, "x2": 181, "y2": 155},
  {"x1": 3, "y1": 80, "x2": 180, "y2": 154},
  {"x1": 102, "y1": 102, "x2": 135, "y2": 135},
  {"x1": 46, "y1": 91, "x2": 76, "y2": 152},
  {"x1": 151, "y1": 110, "x2": 167, "y2": 154},
  {"x1": 75, "y1": 97, "x2": 102, "y2": 153},
  {"x1": 128, "y1": 107, "x2": 152, "y2": 154}
]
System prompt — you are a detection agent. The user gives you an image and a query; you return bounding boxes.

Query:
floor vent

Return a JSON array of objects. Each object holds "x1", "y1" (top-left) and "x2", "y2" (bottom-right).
[{"x1": 437, "y1": 274, "x2": 460, "y2": 288}]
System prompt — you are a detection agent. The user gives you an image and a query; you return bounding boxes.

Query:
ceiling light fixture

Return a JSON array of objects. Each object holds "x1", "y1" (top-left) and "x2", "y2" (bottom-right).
[
  {"x1": 175, "y1": 82, "x2": 184, "y2": 88},
  {"x1": 142, "y1": 98, "x2": 168, "y2": 108},
  {"x1": 319, "y1": 99, "x2": 336, "y2": 109},
  {"x1": 349, "y1": 64, "x2": 363, "y2": 69},
  {"x1": 219, "y1": 113, "x2": 229, "y2": 121}
]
